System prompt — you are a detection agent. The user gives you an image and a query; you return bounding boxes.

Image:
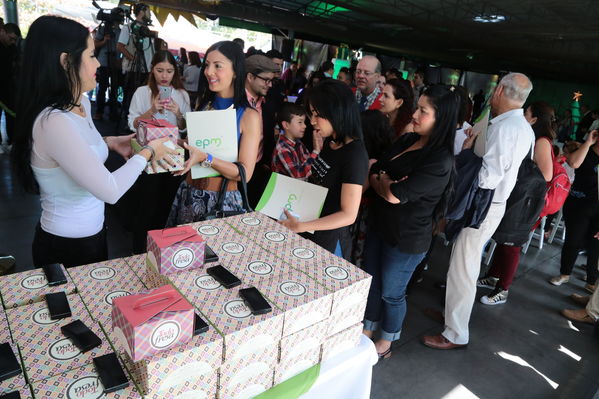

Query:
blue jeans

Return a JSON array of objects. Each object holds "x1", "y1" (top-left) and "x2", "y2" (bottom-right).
[{"x1": 363, "y1": 230, "x2": 426, "y2": 341}]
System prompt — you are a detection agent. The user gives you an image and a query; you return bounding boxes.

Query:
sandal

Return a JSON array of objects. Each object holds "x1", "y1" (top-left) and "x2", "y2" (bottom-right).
[{"x1": 377, "y1": 347, "x2": 392, "y2": 359}]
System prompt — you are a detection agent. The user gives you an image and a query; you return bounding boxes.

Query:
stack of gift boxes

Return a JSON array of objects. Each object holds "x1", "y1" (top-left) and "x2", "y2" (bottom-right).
[
  {"x1": 0, "y1": 264, "x2": 141, "y2": 398},
  {"x1": 0, "y1": 211, "x2": 371, "y2": 398}
]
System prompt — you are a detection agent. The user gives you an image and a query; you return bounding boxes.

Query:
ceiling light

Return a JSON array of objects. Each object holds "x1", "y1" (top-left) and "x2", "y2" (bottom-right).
[{"x1": 473, "y1": 14, "x2": 506, "y2": 23}]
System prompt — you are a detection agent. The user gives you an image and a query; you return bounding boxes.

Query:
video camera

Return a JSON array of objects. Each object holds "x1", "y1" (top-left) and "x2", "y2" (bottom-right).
[
  {"x1": 92, "y1": 1, "x2": 128, "y2": 25},
  {"x1": 130, "y1": 19, "x2": 156, "y2": 39}
]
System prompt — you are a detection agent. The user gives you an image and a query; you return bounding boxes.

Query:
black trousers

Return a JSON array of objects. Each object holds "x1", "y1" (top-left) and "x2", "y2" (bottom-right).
[
  {"x1": 32, "y1": 223, "x2": 108, "y2": 268},
  {"x1": 96, "y1": 66, "x2": 120, "y2": 115},
  {"x1": 560, "y1": 196, "x2": 599, "y2": 283}
]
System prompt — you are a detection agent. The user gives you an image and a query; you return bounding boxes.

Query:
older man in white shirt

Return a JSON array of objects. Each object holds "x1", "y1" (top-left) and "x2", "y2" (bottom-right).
[{"x1": 423, "y1": 73, "x2": 535, "y2": 349}]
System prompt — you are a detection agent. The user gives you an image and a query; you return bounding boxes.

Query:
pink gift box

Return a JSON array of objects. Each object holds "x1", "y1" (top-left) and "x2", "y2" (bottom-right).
[
  {"x1": 253, "y1": 270, "x2": 333, "y2": 337},
  {"x1": 279, "y1": 320, "x2": 328, "y2": 364},
  {"x1": 68, "y1": 258, "x2": 143, "y2": 294},
  {"x1": 220, "y1": 250, "x2": 294, "y2": 286},
  {"x1": 219, "y1": 345, "x2": 277, "y2": 399},
  {"x1": 147, "y1": 226, "x2": 206, "y2": 275},
  {"x1": 111, "y1": 285, "x2": 194, "y2": 362},
  {"x1": 120, "y1": 329, "x2": 222, "y2": 396},
  {"x1": 136, "y1": 118, "x2": 179, "y2": 146},
  {"x1": 122, "y1": 254, "x2": 147, "y2": 281},
  {"x1": 169, "y1": 271, "x2": 284, "y2": 363},
  {"x1": 0, "y1": 342, "x2": 26, "y2": 395},
  {"x1": 0, "y1": 265, "x2": 77, "y2": 309},
  {"x1": 6, "y1": 294, "x2": 93, "y2": 340},
  {"x1": 0, "y1": 310, "x2": 11, "y2": 343},
  {"x1": 274, "y1": 344, "x2": 321, "y2": 385},
  {"x1": 16, "y1": 317, "x2": 112, "y2": 382},
  {"x1": 31, "y1": 362, "x2": 141, "y2": 398},
  {"x1": 321, "y1": 322, "x2": 363, "y2": 361}
]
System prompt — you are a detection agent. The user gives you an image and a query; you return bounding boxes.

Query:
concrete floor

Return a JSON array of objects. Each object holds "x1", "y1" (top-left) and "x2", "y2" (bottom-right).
[{"x1": 1, "y1": 110, "x2": 598, "y2": 398}]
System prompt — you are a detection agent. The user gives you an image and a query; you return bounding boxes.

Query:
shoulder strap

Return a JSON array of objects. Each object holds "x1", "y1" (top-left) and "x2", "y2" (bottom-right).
[{"x1": 235, "y1": 162, "x2": 253, "y2": 212}]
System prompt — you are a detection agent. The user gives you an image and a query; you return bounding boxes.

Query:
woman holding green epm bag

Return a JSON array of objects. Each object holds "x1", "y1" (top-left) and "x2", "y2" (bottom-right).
[{"x1": 166, "y1": 41, "x2": 261, "y2": 225}]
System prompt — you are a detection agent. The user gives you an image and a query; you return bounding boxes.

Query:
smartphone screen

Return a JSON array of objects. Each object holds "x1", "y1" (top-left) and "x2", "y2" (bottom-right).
[
  {"x1": 206, "y1": 265, "x2": 241, "y2": 289},
  {"x1": 239, "y1": 287, "x2": 272, "y2": 315},
  {"x1": 0, "y1": 343, "x2": 22, "y2": 381},
  {"x1": 45, "y1": 292, "x2": 72, "y2": 320},
  {"x1": 159, "y1": 86, "x2": 173, "y2": 100},
  {"x1": 204, "y1": 245, "x2": 219, "y2": 263},
  {"x1": 93, "y1": 353, "x2": 129, "y2": 393},
  {"x1": 42, "y1": 263, "x2": 67, "y2": 286}
]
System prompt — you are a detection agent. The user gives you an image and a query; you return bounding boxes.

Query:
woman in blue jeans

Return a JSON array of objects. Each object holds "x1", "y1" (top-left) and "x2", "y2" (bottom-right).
[{"x1": 363, "y1": 85, "x2": 459, "y2": 358}]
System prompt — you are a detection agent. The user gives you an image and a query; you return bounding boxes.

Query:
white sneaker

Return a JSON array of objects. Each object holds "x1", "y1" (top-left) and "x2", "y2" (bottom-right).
[
  {"x1": 477, "y1": 276, "x2": 499, "y2": 289},
  {"x1": 480, "y1": 288, "x2": 508, "y2": 305},
  {"x1": 549, "y1": 275, "x2": 570, "y2": 286}
]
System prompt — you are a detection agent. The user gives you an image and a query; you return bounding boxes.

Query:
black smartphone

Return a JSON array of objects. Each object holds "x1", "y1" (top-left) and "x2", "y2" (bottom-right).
[
  {"x1": 193, "y1": 313, "x2": 209, "y2": 335},
  {"x1": 0, "y1": 343, "x2": 21, "y2": 382},
  {"x1": 206, "y1": 265, "x2": 241, "y2": 289},
  {"x1": 0, "y1": 391, "x2": 21, "y2": 399},
  {"x1": 204, "y1": 245, "x2": 219, "y2": 263},
  {"x1": 61, "y1": 320, "x2": 102, "y2": 353},
  {"x1": 93, "y1": 353, "x2": 130, "y2": 393},
  {"x1": 45, "y1": 292, "x2": 72, "y2": 320},
  {"x1": 42, "y1": 263, "x2": 67, "y2": 286},
  {"x1": 239, "y1": 287, "x2": 272, "y2": 316}
]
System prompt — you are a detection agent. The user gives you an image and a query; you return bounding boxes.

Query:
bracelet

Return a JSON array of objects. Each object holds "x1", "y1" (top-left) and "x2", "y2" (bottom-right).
[{"x1": 140, "y1": 145, "x2": 155, "y2": 161}]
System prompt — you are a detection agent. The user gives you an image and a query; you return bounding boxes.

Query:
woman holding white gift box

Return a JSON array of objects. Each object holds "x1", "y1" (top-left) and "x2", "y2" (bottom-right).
[
  {"x1": 128, "y1": 50, "x2": 191, "y2": 133},
  {"x1": 166, "y1": 41, "x2": 261, "y2": 225},
  {"x1": 11, "y1": 16, "x2": 176, "y2": 268}
]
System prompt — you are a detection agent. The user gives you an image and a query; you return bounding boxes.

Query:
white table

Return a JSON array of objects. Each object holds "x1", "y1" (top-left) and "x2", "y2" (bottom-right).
[{"x1": 300, "y1": 335, "x2": 378, "y2": 399}]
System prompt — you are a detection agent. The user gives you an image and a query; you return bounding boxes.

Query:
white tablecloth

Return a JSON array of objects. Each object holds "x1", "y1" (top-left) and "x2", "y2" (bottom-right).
[{"x1": 300, "y1": 335, "x2": 378, "y2": 399}]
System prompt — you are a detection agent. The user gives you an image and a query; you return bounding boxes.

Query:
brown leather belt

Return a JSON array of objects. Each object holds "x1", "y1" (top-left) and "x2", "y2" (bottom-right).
[{"x1": 186, "y1": 174, "x2": 238, "y2": 192}]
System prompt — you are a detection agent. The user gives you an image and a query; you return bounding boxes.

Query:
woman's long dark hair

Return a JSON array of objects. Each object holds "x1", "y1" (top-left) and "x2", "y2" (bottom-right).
[
  {"x1": 196, "y1": 41, "x2": 249, "y2": 111},
  {"x1": 360, "y1": 110, "x2": 394, "y2": 159},
  {"x1": 11, "y1": 15, "x2": 90, "y2": 193},
  {"x1": 147, "y1": 50, "x2": 185, "y2": 98},
  {"x1": 306, "y1": 79, "x2": 363, "y2": 144},
  {"x1": 528, "y1": 101, "x2": 556, "y2": 141},
  {"x1": 385, "y1": 78, "x2": 414, "y2": 136},
  {"x1": 419, "y1": 85, "x2": 461, "y2": 226}
]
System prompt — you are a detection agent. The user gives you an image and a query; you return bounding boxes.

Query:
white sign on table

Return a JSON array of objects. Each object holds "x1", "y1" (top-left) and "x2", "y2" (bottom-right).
[
  {"x1": 186, "y1": 108, "x2": 238, "y2": 179},
  {"x1": 256, "y1": 173, "x2": 328, "y2": 233}
]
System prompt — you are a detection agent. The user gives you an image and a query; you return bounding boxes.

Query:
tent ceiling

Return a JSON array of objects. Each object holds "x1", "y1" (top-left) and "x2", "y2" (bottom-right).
[{"x1": 148, "y1": 0, "x2": 599, "y2": 82}]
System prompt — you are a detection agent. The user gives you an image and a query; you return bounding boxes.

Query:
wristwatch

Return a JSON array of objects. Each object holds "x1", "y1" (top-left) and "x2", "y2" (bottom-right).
[{"x1": 201, "y1": 153, "x2": 213, "y2": 168}]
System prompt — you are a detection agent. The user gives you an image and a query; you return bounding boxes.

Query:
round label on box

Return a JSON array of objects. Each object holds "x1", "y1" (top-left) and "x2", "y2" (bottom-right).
[
  {"x1": 32, "y1": 308, "x2": 59, "y2": 325},
  {"x1": 104, "y1": 290, "x2": 131, "y2": 306},
  {"x1": 151, "y1": 320, "x2": 181, "y2": 349},
  {"x1": 89, "y1": 266, "x2": 116, "y2": 281},
  {"x1": 325, "y1": 266, "x2": 349, "y2": 281},
  {"x1": 20, "y1": 273, "x2": 48, "y2": 290},
  {"x1": 224, "y1": 299, "x2": 252, "y2": 319},
  {"x1": 279, "y1": 281, "x2": 307, "y2": 296},
  {"x1": 264, "y1": 231, "x2": 285, "y2": 242},
  {"x1": 292, "y1": 248, "x2": 315, "y2": 259},
  {"x1": 194, "y1": 275, "x2": 221, "y2": 290},
  {"x1": 66, "y1": 376, "x2": 103, "y2": 399},
  {"x1": 197, "y1": 225, "x2": 219, "y2": 236},
  {"x1": 172, "y1": 248, "x2": 195, "y2": 269},
  {"x1": 241, "y1": 217, "x2": 261, "y2": 226},
  {"x1": 247, "y1": 261, "x2": 273, "y2": 276},
  {"x1": 49, "y1": 338, "x2": 81, "y2": 361},
  {"x1": 221, "y1": 242, "x2": 245, "y2": 254}
]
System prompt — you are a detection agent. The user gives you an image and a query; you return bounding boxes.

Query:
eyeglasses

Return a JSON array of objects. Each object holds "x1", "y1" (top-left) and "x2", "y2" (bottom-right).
[
  {"x1": 355, "y1": 69, "x2": 377, "y2": 78},
  {"x1": 252, "y1": 74, "x2": 274, "y2": 85}
]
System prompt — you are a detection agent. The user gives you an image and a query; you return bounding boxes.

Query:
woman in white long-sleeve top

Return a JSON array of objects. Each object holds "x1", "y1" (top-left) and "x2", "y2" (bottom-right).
[{"x1": 11, "y1": 16, "x2": 174, "y2": 268}]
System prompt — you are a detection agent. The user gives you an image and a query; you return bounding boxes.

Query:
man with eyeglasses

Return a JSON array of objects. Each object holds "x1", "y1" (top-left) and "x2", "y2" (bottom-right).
[
  {"x1": 353, "y1": 55, "x2": 384, "y2": 112},
  {"x1": 245, "y1": 54, "x2": 279, "y2": 114}
]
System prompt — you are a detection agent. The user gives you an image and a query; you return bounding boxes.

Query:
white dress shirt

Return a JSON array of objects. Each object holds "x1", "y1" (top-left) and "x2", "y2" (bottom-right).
[
  {"x1": 454, "y1": 121, "x2": 472, "y2": 155},
  {"x1": 478, "y1": 108, "x2": 535, "y2": 203}
]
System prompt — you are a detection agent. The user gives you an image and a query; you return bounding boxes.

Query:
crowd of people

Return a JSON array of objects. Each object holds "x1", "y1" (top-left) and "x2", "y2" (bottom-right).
[{"x1": 4, "y1": 10, "x2": 599, "y2": 363}]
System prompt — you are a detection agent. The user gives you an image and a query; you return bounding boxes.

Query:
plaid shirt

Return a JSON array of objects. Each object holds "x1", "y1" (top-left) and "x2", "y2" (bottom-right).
[{"x1": 271, "y1": 134, "x2": 318, "y2": 180}]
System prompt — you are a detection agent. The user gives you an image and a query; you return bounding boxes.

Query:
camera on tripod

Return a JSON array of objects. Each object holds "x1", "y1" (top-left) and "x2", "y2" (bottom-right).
[{"x1": 130, "y1": 20, "x2": 156, "y2": 39}]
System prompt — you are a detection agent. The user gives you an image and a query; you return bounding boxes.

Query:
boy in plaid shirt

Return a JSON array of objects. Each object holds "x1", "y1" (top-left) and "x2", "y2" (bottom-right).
[{"x1": 271, "y1": 103, "x2": 322, "y2": 180}]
